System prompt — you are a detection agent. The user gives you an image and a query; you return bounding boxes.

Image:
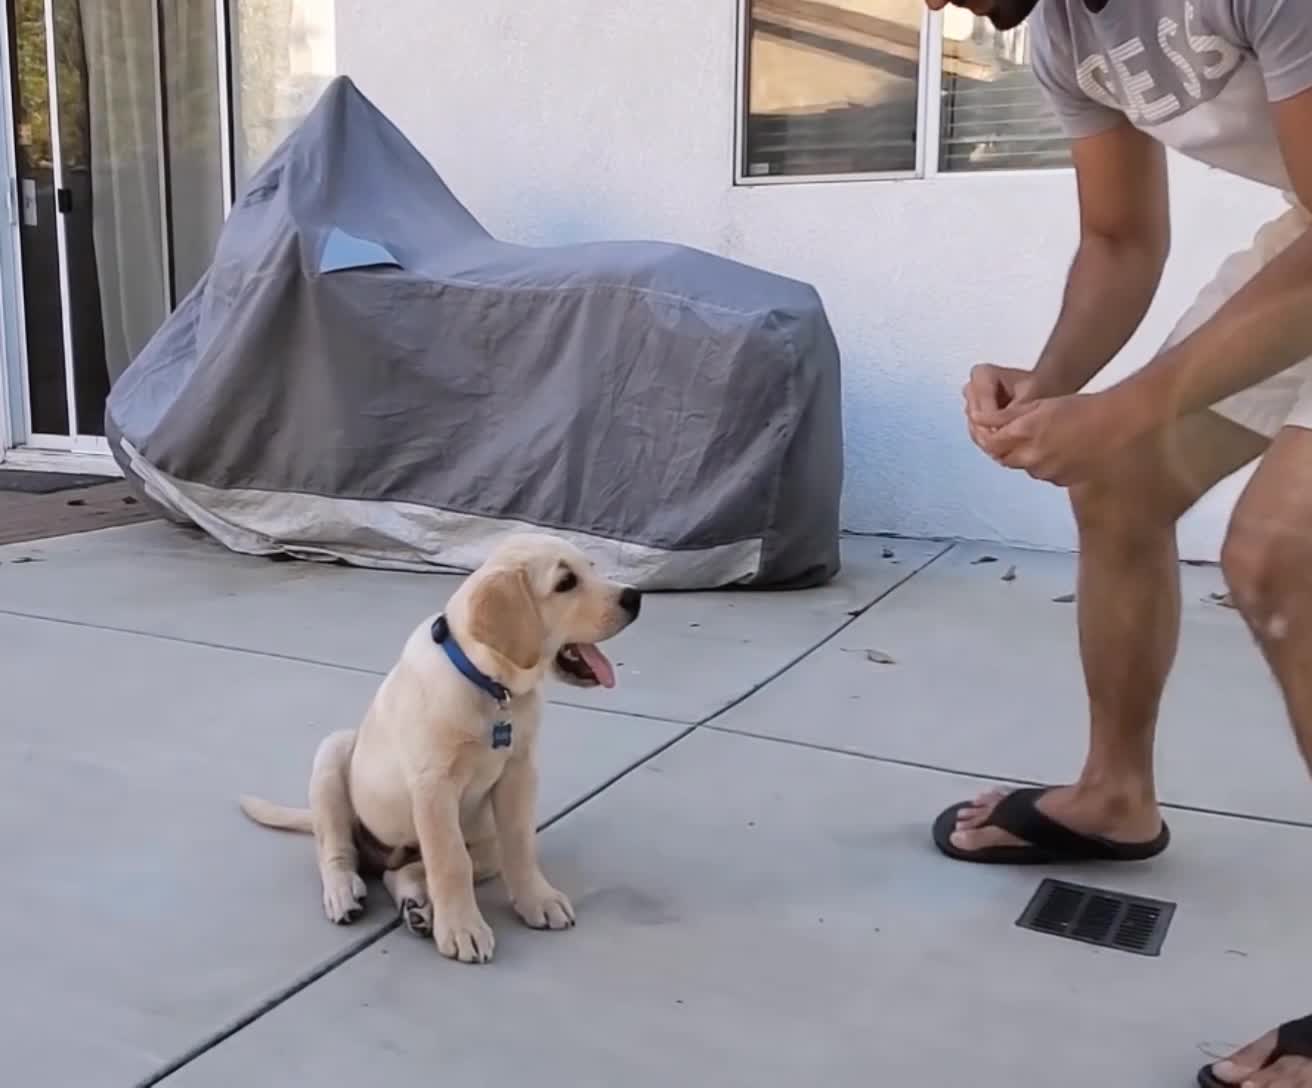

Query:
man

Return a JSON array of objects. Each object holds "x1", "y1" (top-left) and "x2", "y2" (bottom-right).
[{"x1": 922, "y1": 1, "x2": 1312, "y2": 1085}]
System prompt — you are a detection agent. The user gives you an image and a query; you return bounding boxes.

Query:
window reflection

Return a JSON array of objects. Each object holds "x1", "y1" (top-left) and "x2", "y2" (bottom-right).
[
  {"x1": 744, "y1": 0, "x2": 923, "y2": 179},
  {"x1": 939, "y1": 10, "x2": 1069, "y2": 172},
  {"x1": 231, "y1": 0, "x2": 336, "y2": 185}
]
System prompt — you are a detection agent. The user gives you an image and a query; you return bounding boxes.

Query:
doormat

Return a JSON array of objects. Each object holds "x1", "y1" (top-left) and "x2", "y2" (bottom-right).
[
  {"x1": 0, "y1": 481, "x2": 154, "y2": 546},
  {"x1": 0, "y1": 469, "x2": 114, "y2": 494},
  {"x1": 1015, "y1": 878, "x2": 1175, "y2": 957}
]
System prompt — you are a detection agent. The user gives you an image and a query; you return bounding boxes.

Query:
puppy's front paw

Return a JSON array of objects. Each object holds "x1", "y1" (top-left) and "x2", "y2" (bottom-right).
[
  {"x1": 434, "y1": 910, "x2": 495, "y2": 964},
  {"x1": 322, "y1": 869, "x2": 368, "y2": 925},
  {"x1": 514, "y1": 883, "x2": 576, "y2": 931}
]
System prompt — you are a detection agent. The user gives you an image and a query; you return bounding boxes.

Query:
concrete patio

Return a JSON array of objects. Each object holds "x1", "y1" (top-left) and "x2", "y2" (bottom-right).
[{"x1": 3, "y1": 521, "x2": 1309, "y2": 1088}]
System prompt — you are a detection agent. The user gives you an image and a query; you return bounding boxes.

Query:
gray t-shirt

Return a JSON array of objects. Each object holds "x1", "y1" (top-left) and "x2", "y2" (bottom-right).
[{"x1": 1030, "y1": 0, "x2": 1312, "y2": 190}]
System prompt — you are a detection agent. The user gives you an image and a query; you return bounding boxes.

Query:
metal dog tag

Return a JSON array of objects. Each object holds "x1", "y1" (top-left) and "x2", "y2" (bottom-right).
[{"x1": 491, "y1": 720, "x2": 513, "y2": 749}]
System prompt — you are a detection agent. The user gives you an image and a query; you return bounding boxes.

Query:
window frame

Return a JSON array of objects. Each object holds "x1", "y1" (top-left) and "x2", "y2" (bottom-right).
[{"x1": 733, "y1": 0, "x2": 1072, "y2": 185}]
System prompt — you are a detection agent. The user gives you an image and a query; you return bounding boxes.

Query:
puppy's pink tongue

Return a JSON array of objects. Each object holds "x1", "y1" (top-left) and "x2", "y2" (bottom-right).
[{"x1": 577, "y1": 643, "x2": 616, "y2": 689}]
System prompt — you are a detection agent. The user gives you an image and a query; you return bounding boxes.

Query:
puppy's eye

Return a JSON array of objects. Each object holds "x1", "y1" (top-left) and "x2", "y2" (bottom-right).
[{"x1": 555, "y1": 569, "x2": 579, "y2": 593}]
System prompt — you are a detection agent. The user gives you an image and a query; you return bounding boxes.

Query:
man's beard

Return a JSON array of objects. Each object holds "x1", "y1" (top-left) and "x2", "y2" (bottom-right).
[{"x1": 984, "y1": 0, "x2": 1042, "y2": 30}]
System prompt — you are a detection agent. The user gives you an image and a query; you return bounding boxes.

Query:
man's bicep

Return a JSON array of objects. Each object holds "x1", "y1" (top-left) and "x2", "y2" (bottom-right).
[{"x1": 1071, "y1": 123, "x2": 1170, "y2": 255}]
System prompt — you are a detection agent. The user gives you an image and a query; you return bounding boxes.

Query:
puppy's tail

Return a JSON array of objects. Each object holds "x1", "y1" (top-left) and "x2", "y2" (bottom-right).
[{"x1": 239, "y1": 794, "x2": 314, "y2": 834}]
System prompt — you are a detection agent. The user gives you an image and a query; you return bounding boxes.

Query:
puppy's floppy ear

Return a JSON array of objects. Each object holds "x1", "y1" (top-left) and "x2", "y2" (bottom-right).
[{"x1": 466, "y1": 569, "x2": 545, "y2": 671}]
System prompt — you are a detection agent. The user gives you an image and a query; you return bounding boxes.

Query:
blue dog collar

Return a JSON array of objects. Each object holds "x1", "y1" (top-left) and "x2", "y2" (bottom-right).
[{"x1": 431, "y1": 615, "x2": 511, "y2": 707}]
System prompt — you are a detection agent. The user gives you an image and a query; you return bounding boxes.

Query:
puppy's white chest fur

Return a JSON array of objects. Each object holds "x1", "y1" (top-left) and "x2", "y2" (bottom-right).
[
  {"x1": 351, "y1": 677, "x2": 540, "y2": 851},
  {"x1": 456, "y1": 749, "x2": 512, "y2": 829}
]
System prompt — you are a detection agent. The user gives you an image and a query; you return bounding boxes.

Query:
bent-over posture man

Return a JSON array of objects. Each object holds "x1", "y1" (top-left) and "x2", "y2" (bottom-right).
[{"x1": 926, "y1": 1, "x2": 1312, "y2": 1084}]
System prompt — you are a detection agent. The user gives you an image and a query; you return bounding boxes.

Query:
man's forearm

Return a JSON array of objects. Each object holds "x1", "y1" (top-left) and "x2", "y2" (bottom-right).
[
  {"x1": 1031, "y1": 232, "x2": 1166, "y2": 397},
  {"x1": 1117, "y1": 229, "x2": 1312, "y2": 428}
]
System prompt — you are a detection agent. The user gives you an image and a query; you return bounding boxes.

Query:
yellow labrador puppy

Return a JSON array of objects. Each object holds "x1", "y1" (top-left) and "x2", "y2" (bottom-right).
[{"x1": 239, "y1": 532, "x2": 641, "y2": 964}]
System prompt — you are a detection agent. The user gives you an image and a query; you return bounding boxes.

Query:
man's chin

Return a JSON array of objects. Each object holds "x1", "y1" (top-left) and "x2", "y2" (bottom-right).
[{"x1": 983, "y1": 0, "x2": 1041, "y2": 30}]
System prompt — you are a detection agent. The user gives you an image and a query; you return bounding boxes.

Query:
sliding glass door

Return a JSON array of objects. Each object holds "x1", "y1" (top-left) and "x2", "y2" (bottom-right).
[
  {"x1": 2, "y1": 0, "x2": 335, "y2": 455},
  {"x1": 3, "y1": 0, "x2": 228, "y2": 449}
]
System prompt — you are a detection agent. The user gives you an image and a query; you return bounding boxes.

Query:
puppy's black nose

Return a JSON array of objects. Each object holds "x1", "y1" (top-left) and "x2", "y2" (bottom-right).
[{"x1": 620, "y1": 587, "x2": 642, "y2": 618}]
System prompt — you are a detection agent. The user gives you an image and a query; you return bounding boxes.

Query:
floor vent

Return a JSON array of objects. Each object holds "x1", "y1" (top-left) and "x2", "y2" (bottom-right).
[{"x1": 1016, "y1": 879, "x2": 1175, "y2": 957}]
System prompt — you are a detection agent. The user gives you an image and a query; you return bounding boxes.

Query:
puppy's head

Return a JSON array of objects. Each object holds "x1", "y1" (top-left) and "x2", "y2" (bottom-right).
[{"x1": 454, "y1": 533, "x2": 641, "y2": 692}]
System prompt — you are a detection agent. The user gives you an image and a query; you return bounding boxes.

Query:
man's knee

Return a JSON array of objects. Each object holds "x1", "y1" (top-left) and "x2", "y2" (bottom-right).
[
  {"x1": 1070, "y1": 467, "x2": 1184, "y2": 541},
  {"x1": 1072, "y1": 413, "x2": 1260, "y2": 541},
  {"x1": 1221, "y1": 511, "x2": 1311, "y2": 622}
]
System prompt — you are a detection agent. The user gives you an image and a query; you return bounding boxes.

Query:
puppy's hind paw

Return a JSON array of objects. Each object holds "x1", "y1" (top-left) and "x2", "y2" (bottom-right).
[
  {"x1": 400, "y1": 895, "x2": 433, "y2": 937},
  {"x1": 323, "y1": 870, "x2": 368, "y2": 925}
]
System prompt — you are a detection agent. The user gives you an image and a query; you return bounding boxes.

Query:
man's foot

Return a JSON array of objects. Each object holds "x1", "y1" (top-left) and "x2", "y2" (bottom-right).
[
  {"x1": 1201, "y1": 1016, "x2": 1312, "y2": 1087},
  {"x1": 950, "y1": 784, "x2": 1161, "y2": 854},
  {"x1": 931, "y1": 785, "x2": 1169, "y2": 865}
]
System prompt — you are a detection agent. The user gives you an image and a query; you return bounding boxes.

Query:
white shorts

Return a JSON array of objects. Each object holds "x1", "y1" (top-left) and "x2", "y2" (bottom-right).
[{"x1": 1163, "y1": 201, "x2": 1312, "y2": 437}]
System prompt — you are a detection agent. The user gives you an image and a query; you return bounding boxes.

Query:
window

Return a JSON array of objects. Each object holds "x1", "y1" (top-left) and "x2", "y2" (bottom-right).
[
  {"x1": 0, "y1": 0, "x2": 338, "y2": 451},
  {"x1": 230, "y1": 0, "x2": 336, "y2": 185},
  {"x1": 739, "y1": 0, "x2": 1070, "y2": 182}
]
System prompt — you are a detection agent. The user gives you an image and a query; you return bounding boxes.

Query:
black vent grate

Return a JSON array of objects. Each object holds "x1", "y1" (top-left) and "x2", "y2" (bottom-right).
[{"x1": 1016, "y1": 879, "x2": 1175, "y2": 956}]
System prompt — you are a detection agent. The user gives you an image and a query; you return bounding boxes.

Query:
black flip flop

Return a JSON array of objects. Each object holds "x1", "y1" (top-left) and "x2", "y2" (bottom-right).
[
  {"x1": 931, "y1": 787, "x2": 1170, "y2": 864},
  {"x1": 1198, "y1": 1014, "x2": 1312, "y2": 1087}
]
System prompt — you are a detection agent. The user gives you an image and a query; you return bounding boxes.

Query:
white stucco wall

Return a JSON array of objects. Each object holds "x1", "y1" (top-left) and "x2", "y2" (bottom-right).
[{"x1": 335, "y1": 0, "x2": 1286, "y2": 559}]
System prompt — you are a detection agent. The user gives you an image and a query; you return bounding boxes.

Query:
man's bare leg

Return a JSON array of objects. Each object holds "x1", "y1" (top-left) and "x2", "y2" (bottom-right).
[
  {"x1": 1224, "y1": 425, "x2": 1312, "y2": 766},
  {"x1": 1204, "y1": 427, "x2": 1312, "y2": 1088},
  {"x1": 951, "y1": 410, "x2": 1268, "y2": 853}
]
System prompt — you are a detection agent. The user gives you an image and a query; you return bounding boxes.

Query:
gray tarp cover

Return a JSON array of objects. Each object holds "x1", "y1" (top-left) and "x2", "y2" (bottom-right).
[{"x1": 106, "y1": 77, "x2": 844, "y2": 589}]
